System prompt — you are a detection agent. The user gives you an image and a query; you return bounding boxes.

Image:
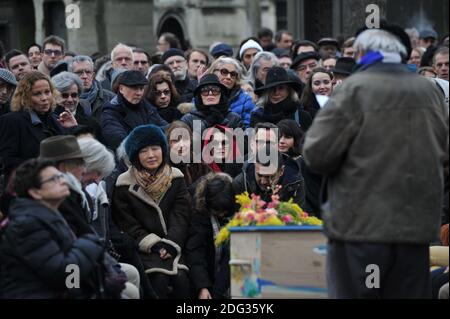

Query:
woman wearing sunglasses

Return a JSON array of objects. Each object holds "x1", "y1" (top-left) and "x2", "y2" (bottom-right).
[
  {"x1": 145, "y1": 73, "x2": 182, "y2": 123},
  {"x1": 206, "y1": 57, "x2": 256, "y2": 128},
  {"x1": 181, "y1": 74, "x2": 242, "y2": 135},
  {"x1": 52, "y1": 71, "x2": 103, "y2": 142}
]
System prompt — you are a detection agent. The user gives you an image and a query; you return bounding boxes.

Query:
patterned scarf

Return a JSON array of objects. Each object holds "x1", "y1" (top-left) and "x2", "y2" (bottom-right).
[{"x1": 133, "y1": 165, "x2": 173, "y2": 203}]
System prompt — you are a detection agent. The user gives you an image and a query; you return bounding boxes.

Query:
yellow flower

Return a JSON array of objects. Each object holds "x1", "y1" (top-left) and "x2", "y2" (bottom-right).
[
  {"x1": 300, "y1": 216, "x2": 323, "y2": 226},
  {"x1": 236, "y1": 192, "x2": 252, "y2": 208},
  {"x1": 257, "y1": 215, "x2": 285, "y2": 226},
  {"x1": 229, "y1": 219, "x2": 241, "y2": 227},
  {"x1": 215, "y1": 227, "x2": 231, "y2": 246}
]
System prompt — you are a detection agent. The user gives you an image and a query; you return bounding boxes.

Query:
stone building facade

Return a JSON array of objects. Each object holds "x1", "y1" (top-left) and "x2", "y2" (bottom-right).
[{"x1": 0, "y1": 0, "x2": 448, "y2": 56}]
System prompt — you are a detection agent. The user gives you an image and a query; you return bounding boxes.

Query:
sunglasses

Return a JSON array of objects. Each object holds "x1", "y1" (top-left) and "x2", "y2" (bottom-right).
[
  {"x1": 154, "y1": 89, "x2": 171, "y2": 97},
  {"x1": 200, "y1": 86, "x2": 221, "y2": 96},
  {"x1": 61, "y1": 92, "x2": 79, "y2": 99},
  {"x1": 44, "y1": 49, "x2": 63, "y2": 56},
  {"x1": 216, "y1": 68, "x2": 238, "y2": 79}
]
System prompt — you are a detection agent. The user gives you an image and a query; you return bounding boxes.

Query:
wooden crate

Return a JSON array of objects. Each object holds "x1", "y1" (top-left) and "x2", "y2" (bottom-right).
[{"x1": 229, "y1": 226, "x2": 327, "y2": 299}]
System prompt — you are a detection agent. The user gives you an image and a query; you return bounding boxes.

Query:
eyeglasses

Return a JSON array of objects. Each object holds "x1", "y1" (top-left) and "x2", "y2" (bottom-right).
[
  {"x1": 215, "y1": 68, "x2": 239, "y2": 79},
  {"x1": 200, "y1": 86, "x2": 222, "y2": 96},
  {"x1": 40, "y1": 173, "x2": 65, "y2": 186},
  {"x1": 154, "y1": 89, "x2": 171, "y2": 97},
  {"x1": 74, "y1": 69, "x2": 93, "y2": 76},
  {"x1": 61, "y1": 92, "x2": 79, "y2": 99},
  {"x1": 44, "y1": 49, "x2": 63, "y2": 57}
]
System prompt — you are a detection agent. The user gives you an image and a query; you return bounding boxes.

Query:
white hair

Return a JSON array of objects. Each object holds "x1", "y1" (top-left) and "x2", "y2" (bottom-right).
[
  {"x1": 51, "y1": 71, "x2": 83, "y2": 93},
  {"x1": 208, "y1": 57, "x2": 246, "y2": 85},
  {"x1": 354, "y1": 29, "x2": 407, "y2": 57},
  {"x1": 68, "y1": 55, "x2": 94, "y2": 73},
  {"x1": 110, "y1": 43, "x2": 134, "y2": 62},
  {"x1": 77, "y1": 137, "x2": 116, "y2": 179},
  {"x1": 249, "y1": 51, "x2": 279, "y2": 85}
]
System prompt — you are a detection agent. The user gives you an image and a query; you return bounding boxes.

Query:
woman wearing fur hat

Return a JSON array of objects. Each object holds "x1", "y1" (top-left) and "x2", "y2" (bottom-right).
[
  {"x1": 181, "y1": 74, "x2": 242, "y2": 135},
  {"x1": 112, "y1": 124, "x2": 191, "y2": 299},
  {"x1": 185, "y1": 172, "x2": 237, "y2": 299}
]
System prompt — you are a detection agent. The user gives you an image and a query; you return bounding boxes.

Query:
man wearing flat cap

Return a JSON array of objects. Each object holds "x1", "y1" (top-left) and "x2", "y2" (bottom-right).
[
  {"x1": 0, "y1": 68, "x2": 17, "y2": 117},
  {"x1": 419, "y1": 28, "x2": 438, "y2": 50},
  {"x1": 318, "y1": 38, "x2": 339, "y2": 60},
  {"x1": 162, "y1": 48, "x2": 196, "y2": 103},
  {"x1": 101, "y1": 70, "x2": 168, "y2": 150}
]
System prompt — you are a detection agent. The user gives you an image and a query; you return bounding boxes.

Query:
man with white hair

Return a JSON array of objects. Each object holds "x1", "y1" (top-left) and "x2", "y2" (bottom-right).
[
  {"x1": 249, "y1": 52, "x2": 279, "y2": 91},
  {"x1": 303, "y1": 24, "x2": 449, "y2": 298},
  {"x1": 100, "y1": 43, "x2": 134, "y2": 91}
]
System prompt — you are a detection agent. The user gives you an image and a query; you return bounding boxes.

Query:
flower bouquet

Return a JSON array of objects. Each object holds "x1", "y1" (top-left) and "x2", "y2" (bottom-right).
[{"x1": 215, "y1": 188, "x2": 323, "y2": 247}]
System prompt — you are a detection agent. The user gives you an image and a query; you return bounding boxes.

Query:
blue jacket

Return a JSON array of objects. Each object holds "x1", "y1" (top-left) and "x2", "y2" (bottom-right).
[
  {"x1": 101, "y1": 94, "x2": 168, "y2": 151},
  {"x1": 229, "y1": 88, "x2": 256, "y2": 129}
]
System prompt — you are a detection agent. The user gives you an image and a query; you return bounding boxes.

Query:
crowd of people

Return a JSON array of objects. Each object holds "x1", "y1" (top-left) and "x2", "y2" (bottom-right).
[{"x1": 0, "y1": 20, "x2": 448, "y2": 299}]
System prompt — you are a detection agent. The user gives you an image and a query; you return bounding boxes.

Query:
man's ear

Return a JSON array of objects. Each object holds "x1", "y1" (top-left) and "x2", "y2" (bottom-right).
[{"x1": 28, "y1": 188, "x2": 42, "y2": 201}]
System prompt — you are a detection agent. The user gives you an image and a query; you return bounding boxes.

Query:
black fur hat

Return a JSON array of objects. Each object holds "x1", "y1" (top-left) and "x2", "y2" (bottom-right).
[{"x1": 124, "y1": 125, "x2": 168, "y2": 167}]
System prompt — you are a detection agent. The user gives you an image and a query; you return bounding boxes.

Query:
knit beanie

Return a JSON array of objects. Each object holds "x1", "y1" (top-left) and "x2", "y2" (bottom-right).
[
  {"x1": 239, "y1": 39, "x2": 263, "y2": 59},
  {"x1": 161, "y1": 49, "x2": 186, "y2": 64}
]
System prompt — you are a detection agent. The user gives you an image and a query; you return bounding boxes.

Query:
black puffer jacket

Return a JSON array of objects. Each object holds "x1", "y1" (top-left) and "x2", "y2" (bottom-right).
[{"x1": 0, "y1": 198, "x2": 104, "y2": 299}]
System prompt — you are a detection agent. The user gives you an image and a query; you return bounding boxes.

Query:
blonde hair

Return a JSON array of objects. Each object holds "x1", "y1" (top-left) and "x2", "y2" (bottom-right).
[{"x1": 11, "y1": 71, "x2": 57, "y2": 112}]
